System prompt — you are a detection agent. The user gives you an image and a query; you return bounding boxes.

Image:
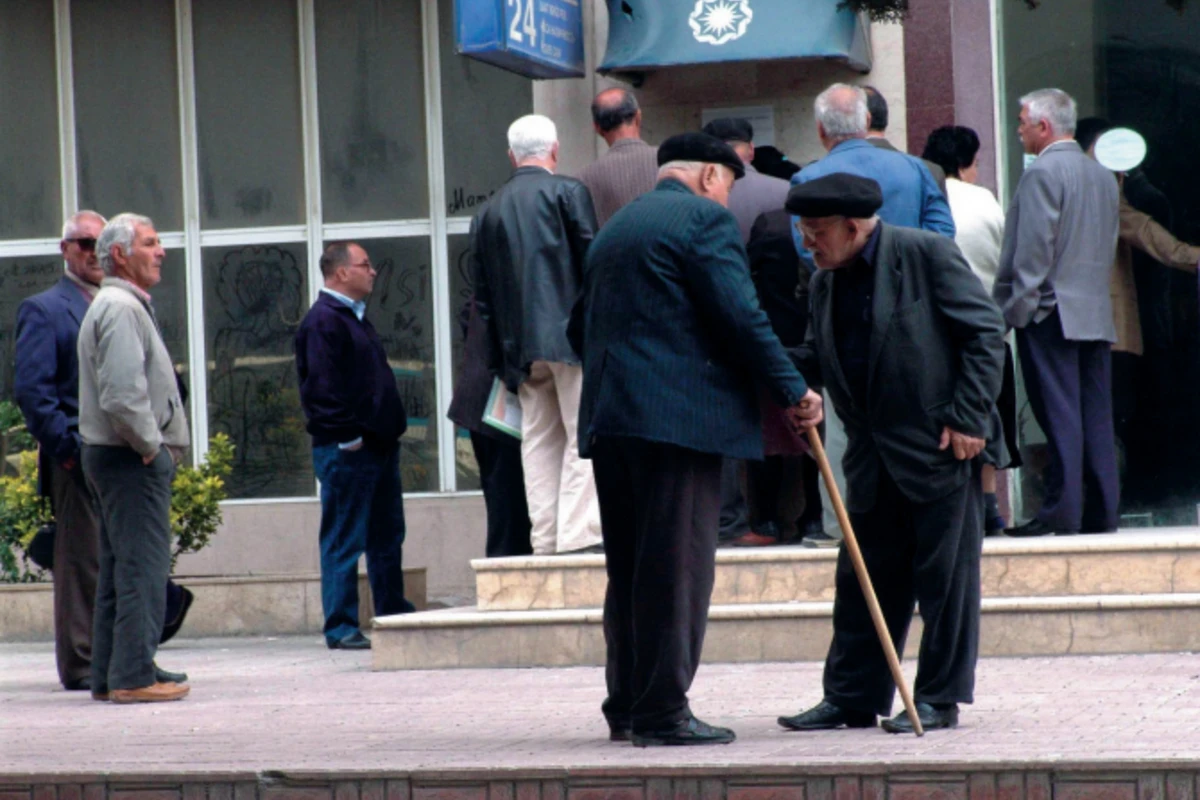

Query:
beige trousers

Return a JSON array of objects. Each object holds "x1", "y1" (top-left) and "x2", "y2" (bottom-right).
[{"x1": 518, "y1": 361, "x2": 601, "y2": 554}]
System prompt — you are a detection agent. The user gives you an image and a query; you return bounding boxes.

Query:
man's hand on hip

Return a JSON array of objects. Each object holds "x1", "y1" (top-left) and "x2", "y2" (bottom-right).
[{"x1": 939, "y1": 426, "x2": 985, "y2": 460}]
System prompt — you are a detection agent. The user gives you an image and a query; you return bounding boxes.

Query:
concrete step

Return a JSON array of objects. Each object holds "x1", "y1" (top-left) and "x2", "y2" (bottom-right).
[
  {"x1": 473, "y1": 529, "x2": 1200, "y2": 610},
  {"x1": 372, "y1": 591, "x2": 1200, "y2": 670},
  {"x1": 0, "y1": 568, "x2": 427, "y2": 642}
]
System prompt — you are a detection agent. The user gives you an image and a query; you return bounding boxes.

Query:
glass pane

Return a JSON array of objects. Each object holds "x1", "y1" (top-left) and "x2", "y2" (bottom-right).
[
  {"x1": 0, "y1": 256, "x2": 66, "y2": 403},
  {"x1": 203, "y1": 243, "x2": 312, "y2": 498},
  {"x1": 999, "y1": 0, "x2": 1200, "y2": 527},
  {"x1": 439, "y1": 0, "x2": 533, "y2": 214},
  {"x1": 193, "y1": 0, "x2": 305, "y2": 227},
  {"x1": 315, "y1": 0, "x2": 429, "y2": 222},
  {"x1": 0, "y1": 1, "x2": 60, "y2": 238},
  {"x1": 150, "y1": 247, "x2": 189, "y2": 380},
  {"x1": 448, "y1": 233, "x2": 479, "y2": 490},
  {"x1": 347, "y1": 237, "x2": 438, "y2": 492},
  {"x1": 71, "y1": 0, "x2": 183, "y2": 230}
]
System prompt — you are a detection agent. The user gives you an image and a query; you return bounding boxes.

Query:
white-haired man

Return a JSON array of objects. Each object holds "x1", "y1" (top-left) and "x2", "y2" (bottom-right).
[
  {"x1": 78, "y1": 213, "x2": 190, "y2": 703},
  {"x1": 472, "y1": 114, "x2": 602, "y2": 555},
  {"x1": 994, "y1": 89, "x2": 1120, "y2": 537}
]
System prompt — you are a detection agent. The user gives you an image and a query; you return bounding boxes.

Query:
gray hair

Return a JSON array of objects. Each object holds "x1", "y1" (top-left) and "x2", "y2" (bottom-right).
[
  {"x1": 814, "y1": 84, "x2": 869, "y2": 139},
  {"x1": 1020, "y1": 88, "x2": 1077, "y2": 136},
  {"x1": 62, "y1": 210, "x2": 106, "y2": 241},
  {"x1": 97, "y1": 213, "x2": 154, "y2": 276},
  {"x1": 507, "y1": 114, "x2": 558, "y2": 161}
]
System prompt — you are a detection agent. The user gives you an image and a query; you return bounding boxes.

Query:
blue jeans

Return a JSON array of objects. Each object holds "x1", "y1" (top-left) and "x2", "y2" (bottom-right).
[{"x1": 312, "y1": 443, "x2": 415, "y2": 644}]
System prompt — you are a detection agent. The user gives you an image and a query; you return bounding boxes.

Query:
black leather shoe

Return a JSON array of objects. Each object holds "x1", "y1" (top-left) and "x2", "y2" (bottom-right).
[
  {"x1": 1004, "y1": 519, "x2": 1070, "y2": 538},
  {"x1": 778, "y1": 699, "x2": 876, "y2": 731},
  {"x1": 609, "y1": 725, "x2": 631, "y2": 742},
  {"x1": 160, "y1": 586, "x2": 195, "y2": 644},
  {"x1": 155, "y1": 664, "x2": 188, "y2": 684},
  {"x1": 632, "y1": 715, "x2": 736, "y2": 747},
  {"x1": 64, "y1": 676, "x2": 92, "y2": 691},
  {"x1": 327, "y1": 631, "x2": 372, "y2": 650},
  {"x1": 880, "y1": 702, "x2": 958, "y2": 734}
]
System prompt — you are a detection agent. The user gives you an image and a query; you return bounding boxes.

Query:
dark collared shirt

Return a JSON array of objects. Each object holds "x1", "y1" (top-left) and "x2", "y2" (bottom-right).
[{"x1": 833, "y1": 225, "x2": 882, "y2": 405}]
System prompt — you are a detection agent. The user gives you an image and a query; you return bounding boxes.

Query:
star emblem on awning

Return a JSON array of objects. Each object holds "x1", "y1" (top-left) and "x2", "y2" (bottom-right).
[{"x1": 688, "y1": 0, "x2": 753, "y2": 46}]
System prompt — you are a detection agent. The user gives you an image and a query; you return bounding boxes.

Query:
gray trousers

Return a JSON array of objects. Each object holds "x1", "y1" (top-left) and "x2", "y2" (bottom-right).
[
  {"x1": 50, "y1": 460, "x2": 99, "y2": 688},
  {"x1": 819, "y1": 390, "x2": 849, "y2": 540},
  {"x1": 82, "y1": 445, "x2": 173, "y2": 691}
]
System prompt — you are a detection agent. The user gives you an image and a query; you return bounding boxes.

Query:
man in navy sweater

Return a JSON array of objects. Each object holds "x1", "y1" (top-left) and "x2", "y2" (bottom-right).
[{"x1": 295, "y1": 241, "x2": 416, "y2": 650}]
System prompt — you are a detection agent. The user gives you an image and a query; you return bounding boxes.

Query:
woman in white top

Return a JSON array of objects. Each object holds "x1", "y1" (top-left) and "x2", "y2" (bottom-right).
[{"x1": 923, "y1": 126, "x2": 1017, "y2": 535}]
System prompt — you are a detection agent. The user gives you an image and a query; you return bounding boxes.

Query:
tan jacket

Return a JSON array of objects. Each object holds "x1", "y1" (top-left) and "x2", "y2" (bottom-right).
[
  {"x1": 77, "y1": 277, "x2": 190, "y2": 458},
  {"x1": 1111, "y1": 191, "x2": 1200, "y2": 354}
]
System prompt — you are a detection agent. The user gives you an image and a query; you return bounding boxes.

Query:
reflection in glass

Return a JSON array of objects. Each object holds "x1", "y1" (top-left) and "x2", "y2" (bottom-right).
[
  {"x1": 439, "y1": 0, "x2": 532, "y2": 216},
  {"x1": 0, "y1": 1, "x2": 60, "y2": 239},
  {"x1": 149, "y1": 249, "x2": 190, "y2": 384},
  {"x1": 315, "y1": 0, "x2": 429, "y2": 222},
  {"x1": 0, "y1": 255, "x2": 66, "y2": 402},
  {"x1": 193, "y1": 0, "x2": 305, "y2": 227},
  {"x1": 352, "y1": 237, "x2": 438, "y2": 492},
  {"x1": 72, "y1": 0, "x2": 183, "y2": 230},
  {"x1": 447, "y1": 233, "x2": 480, "y2": 490},
  {"x1": 203, "y1": 244, "x2": 312, "y2": 498}
]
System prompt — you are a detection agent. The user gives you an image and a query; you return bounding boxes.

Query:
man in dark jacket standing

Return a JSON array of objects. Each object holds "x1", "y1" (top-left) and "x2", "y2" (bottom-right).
[
  {"x1": 295, "y1": 241, "x2": 416, "y2": 651},
  {"x1": 473, "y1": 114, "x2": 602, "y2": 555},
  {"x1": 776, "y1": 174, "x2": 1004, "y2": 735},
  {"x1": 574, "y1": 133, "x2": 823, "y2": 747}
]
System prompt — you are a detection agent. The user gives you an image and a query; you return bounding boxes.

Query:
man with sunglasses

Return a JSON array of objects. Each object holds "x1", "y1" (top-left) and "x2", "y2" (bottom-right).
[
  {"x1": 16, "y1": 211, "x2": 194, "y2": 694},
  {"x1": 295, "y1": 241, "x2": 417, "y2": 651}
]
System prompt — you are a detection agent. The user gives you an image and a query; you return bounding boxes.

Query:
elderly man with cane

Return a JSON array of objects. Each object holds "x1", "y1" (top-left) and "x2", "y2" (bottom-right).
[{"x1": 777, "y1": 173, "x2": 1005, "y2": 734}]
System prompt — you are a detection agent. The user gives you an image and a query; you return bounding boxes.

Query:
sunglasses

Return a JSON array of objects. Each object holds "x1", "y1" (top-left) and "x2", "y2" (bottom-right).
[{"x1": 66, "y1": 237, "x2": 97, "y2": 252}]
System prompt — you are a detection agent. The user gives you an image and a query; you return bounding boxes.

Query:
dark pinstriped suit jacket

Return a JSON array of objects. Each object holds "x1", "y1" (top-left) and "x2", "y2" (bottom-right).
[{"x1": 572, "y1": 179, "x2": 809, "y2": 461}]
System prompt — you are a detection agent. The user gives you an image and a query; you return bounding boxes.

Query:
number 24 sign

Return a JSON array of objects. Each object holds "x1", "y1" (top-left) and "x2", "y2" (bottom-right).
[{"x1": 507, "y1": 0, "x2": 538, "y2": 47}]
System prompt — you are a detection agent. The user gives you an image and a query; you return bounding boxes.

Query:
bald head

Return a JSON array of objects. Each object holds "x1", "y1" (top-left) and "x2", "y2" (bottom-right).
[{"x1": 591, "y1": 88, "x2": 641, "y2": 145}]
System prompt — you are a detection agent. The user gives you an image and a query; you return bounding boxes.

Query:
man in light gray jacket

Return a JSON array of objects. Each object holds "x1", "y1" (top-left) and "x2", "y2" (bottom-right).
[
  {"x1": 78, "y1": 213, "x2": 191, "y2": 703},
  {"x1": 993, "y1": 89, "x2": 1120, "y2": 537}
]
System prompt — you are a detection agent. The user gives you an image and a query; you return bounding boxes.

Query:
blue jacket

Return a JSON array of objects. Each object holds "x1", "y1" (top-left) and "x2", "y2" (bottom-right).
[
  {"x1": 573, "y1": 179, "x2": 808, "y2": 461},
  {"x1": 790, "y1": 138, "x2": 955, "y2": 269},
  {"x1": 295, "y1": 292, "x2": 407, "y2": 450},
  {"x1": 15, "y1": 277, "x2": 91, "y2": 466}
]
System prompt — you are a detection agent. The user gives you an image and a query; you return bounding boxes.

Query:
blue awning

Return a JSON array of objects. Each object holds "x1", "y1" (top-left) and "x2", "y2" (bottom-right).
[{"x1": 599, "y1": 0, "x2": 872, "y2": 75}]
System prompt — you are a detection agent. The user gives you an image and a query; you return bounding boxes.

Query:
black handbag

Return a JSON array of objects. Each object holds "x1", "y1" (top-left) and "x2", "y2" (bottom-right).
[{"x1": 26, "y1": 521, "x2": 55, "y2": 571}]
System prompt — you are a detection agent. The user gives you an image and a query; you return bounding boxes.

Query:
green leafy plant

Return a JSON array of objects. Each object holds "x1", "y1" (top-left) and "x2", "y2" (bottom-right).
[
  {"x1": 170, "y1": 433, "x2": 235, "y2": 569},
  {"x1": 0, "y1": 400, "x2": 35, "y2": 475},
  {"x1": 0, "y1": 450, "x2": 51, "y2": 583}
]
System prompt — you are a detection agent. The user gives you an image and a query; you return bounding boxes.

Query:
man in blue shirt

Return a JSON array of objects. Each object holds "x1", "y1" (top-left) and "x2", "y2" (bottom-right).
[
  {"x1": 790, "y1": 83, "x2": 956, "y2": 550},
  {"x1": 295, "y1": 241, "x2": 416, "y2": 650}
]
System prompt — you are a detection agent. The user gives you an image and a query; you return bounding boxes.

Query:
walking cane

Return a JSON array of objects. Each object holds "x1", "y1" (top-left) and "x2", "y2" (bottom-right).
[{"x1": 806, "y1": 427, "x2": 924, "y2": 737}]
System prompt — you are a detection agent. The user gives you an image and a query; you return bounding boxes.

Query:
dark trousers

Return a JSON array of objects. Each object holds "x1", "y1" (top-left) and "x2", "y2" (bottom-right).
[
  {"x1": 470, "y1": 431, "x2": 532, "y2": 558},
  {"x1": 312, "y1": 443, "x2": 415, "y2": 644},
  {"x1": 718, "y1": 458, "x2": 749, "y2": 539},
  {"x1": 591, "y1": 436, "x2": 722, "y2": 731},
  {"x1": 49, "y1": 460, "x2": 99, "y2": 688},
  {"x1": 823, "y1": 467, "x2": 983, "y2": 717},
  {"x1": 1016, "y1": 310, "x2": 1119, "y2": 531},
  {"x1": 746, "y1": 455, "x2": 823, "y2": 531},
  {"x1": 82, "y1": 445, "x2": 173, "y2": 691}
]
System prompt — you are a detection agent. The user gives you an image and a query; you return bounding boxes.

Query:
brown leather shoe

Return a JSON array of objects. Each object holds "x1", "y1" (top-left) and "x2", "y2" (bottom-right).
[{"x1": 109, "y1": 682, "x2": 190, "y2": 704}]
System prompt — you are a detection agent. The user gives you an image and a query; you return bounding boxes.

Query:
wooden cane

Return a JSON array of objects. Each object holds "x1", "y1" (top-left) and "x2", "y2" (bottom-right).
[{"x1": 806, "y1": 426, "x2": 924, "y2": 737}]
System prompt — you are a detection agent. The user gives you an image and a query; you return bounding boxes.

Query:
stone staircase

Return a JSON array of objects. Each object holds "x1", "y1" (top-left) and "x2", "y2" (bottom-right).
[{"x1": 372, "y1": 529, "x2": 1200, "y2": 670}]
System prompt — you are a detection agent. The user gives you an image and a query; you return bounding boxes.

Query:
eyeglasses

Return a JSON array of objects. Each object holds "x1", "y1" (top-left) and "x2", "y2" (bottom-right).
[{"x1": 66, "y1": 237, "x2": 97, "y2": 251}]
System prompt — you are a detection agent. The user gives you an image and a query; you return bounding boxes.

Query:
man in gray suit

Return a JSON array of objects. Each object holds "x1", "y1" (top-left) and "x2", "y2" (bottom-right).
[
  {"x1": 577, "y1": 88, "x2": 658, "y2": 228},
  {"x1": 993, "y1": 88, "x2": 1120, "y2": 537}
]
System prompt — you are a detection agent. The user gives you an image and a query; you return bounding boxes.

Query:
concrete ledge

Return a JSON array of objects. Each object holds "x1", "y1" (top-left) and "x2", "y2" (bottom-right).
[
  {"x1": 474, "y1": 529, "x2": 1200, "y2": 610},
  {"x1": 373, "y1": 592, "x2": 1200, "y2": 669},
  {"x1": 0, "y1": 569, "x2": 426, "y2": 642}
]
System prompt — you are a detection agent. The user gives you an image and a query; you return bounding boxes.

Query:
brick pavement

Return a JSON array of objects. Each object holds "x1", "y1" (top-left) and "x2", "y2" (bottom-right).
[{"x1": 2, "y1": 637, "x2": 1200, "y2": 797}]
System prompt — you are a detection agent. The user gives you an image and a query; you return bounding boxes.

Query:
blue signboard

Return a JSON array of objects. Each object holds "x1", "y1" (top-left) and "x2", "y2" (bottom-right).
[{"x1": 454, "y1": 0, "x2": 585, "y2": 79}]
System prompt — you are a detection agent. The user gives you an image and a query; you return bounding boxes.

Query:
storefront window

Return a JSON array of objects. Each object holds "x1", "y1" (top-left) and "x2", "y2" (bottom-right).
[
  {"x1": 203, "y1": 243, "x2": 312, "y2": 499},
  {"x1": 72, "y1": 0, "x2": 183, "y2": 230},
  {"x1": 193, "y1": 0, "x2": 305, "y2": 228},
  {"x1": 0, "y1": 0, "x2": 60, "y2": 239},
  {"x1": 0, "y1": 256, "x2": 64, "y2": 402},
  {"x1": 999, "y1": 0, "x2": 1200, "y2": 527},
  {"x1": 315, "y1": 0, "x2": 429, "y2": 223}
]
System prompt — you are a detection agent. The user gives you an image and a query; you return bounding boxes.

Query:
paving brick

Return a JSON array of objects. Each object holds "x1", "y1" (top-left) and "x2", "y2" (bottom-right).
[
  {"x1": 414, "y1": 788, "x2": 486, "y2": 800},
  {"x1": 83, "y1": 787, "x2": 105, "y2": 800},
  {"x1": 335, "y1": 782, "x2": 359, "y2": 800},
  {"x1": 489, "y1": 784, "x2": 514, "y2": 800},
  {"x1": 233, "y1": 785, "x2": 257, "y2": 800},
  {"x1": 514, "y1": 783, "x2": 539, "y2": 800},
  {"x1": 32, "y1": 788, "x2": 55, "y2": 800},
  {"x1": 833, "y1": 777, "x2": 858, "y2": 800},
  {"x1": 182, "y1": 787, "x2": 207, "y2": 800},
  {"x1": 0, "y1": 792, "x2": 30, "y2": 800},
  {"x1": 1026, "y1": 773, "x2": 1051, "y2": 800},
  {"x1": 860, "y1": 779, "x2": 885, "y2": 800},
  {"x1": 996, "y1": 774, "x2": 1023, "y2": 800},
  {"x1": 891, "y1": 784, "x2": 967, "y2": 800},
  {"x1": 1055, "y1": 784, "x2": 1136, "y2": 800},
  {"x1": 567, "y1": 787, "x2": 642, "y2": 800},
  {"x1": 540, "y1": 784, "x2": 564, "y2": 800},
  {"x1": 387, "y1": 781, "x2": 411, "y2": 800},
  {"x1": 361, "y1": 782, "x2": 385, "y2": 800},
  {"x1": 111, "y1": 791, "x2": 183, "y2": 800},
  {"x1": 262, "y1": 789, "x2": 331, "y2": 800},
  {"x1": 728, "y1": 786, "x2": 806, "y2": 800},
  {"x1": 1168, "y1": 774, "x2": 1196, "y2": 800},
  {"x1": 698, "y1": 780, "x2": 725, "y2": 800},
  {"x1": 1142, "y1": 775, "x2": 1168, "y2": 800},
  {"x1": 968, "y1": 775, "x2": 996, "y2": 800},
  {"x1": 59, "y1": 788, "x2": 83, "y2": 800},
  {"x1": 807, "y1": 779, "x2": 833, "y2": 800}
]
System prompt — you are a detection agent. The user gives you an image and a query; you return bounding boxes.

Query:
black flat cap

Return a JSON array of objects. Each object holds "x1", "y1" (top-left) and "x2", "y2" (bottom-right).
[
  {"x1": 657, "y1": 132, "x2": 746, "y2": 179},
  {"x1": 785, "y1": 173, "x2": 883, "y2": 219},
  {"x1": 703, "y1": 117, "x2": 754, "y2": 144}
]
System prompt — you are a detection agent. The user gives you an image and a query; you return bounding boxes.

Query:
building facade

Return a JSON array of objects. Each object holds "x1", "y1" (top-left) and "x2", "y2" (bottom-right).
[{"x1": 4, "y1": 0, "x2": 1197, "y2": 599}]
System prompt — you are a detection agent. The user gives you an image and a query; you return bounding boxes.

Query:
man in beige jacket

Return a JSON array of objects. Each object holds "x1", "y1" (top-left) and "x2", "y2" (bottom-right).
[{"x1": 78, "y1": 213, "x2": 191, "y2": 704}]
